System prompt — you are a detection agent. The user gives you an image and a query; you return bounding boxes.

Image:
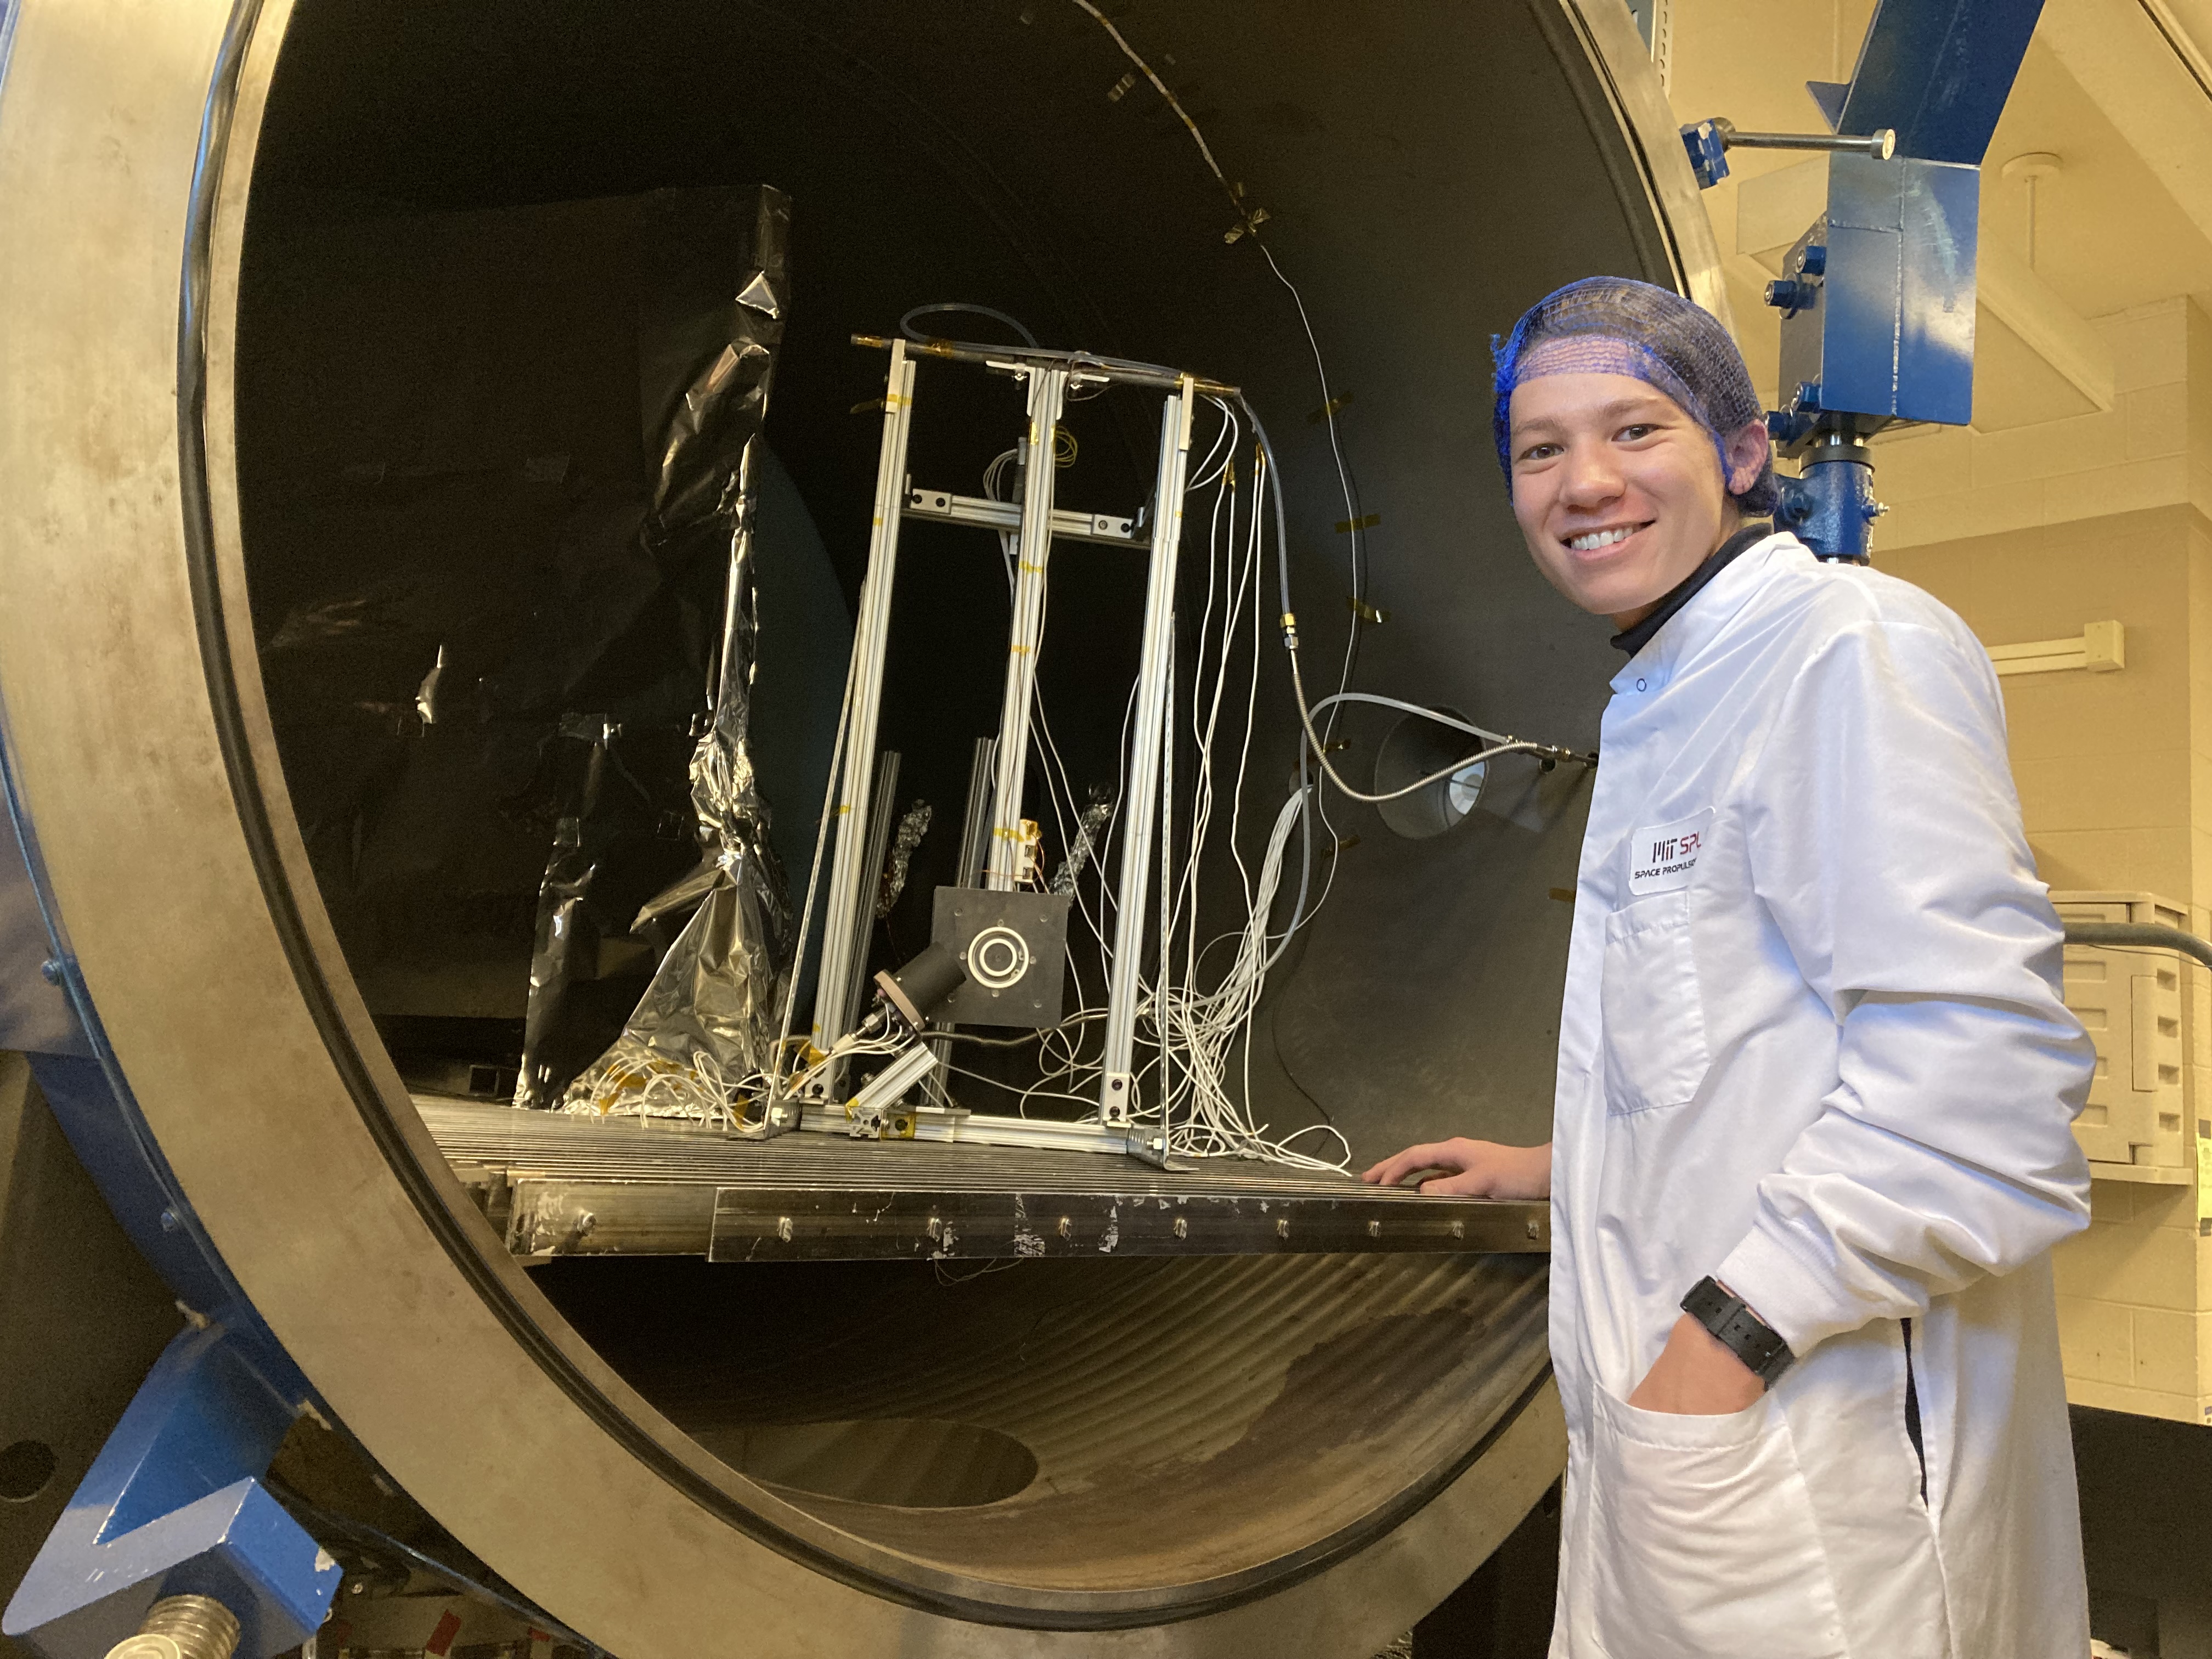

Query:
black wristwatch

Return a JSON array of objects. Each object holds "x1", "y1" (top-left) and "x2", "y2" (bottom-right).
[{"x1": 1681, "y1": 1276, "x2": 1796, "y2": 1388}]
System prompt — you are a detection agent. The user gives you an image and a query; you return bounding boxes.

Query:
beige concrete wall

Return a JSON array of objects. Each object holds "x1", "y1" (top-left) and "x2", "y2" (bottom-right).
[
  {"x1": 2057, "y1": 1173, "x2": 2210, "y2": 1421},
  {"x1": 1880, "y1": 504, "x2": 2205, "y2": 907},
  {"x1": 1875, "y1": 298, "x2": 2208, "y2": 560}
]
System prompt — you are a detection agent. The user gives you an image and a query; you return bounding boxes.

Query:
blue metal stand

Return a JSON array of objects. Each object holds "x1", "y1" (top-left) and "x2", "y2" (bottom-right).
[
  {"x1": 1679, "y1": 0, "x2": 2049, "y2": 560},
  {"x1": 2, "y1": 1326, "x2": 341, "y2": 1659},
  {"x1": 3, "y1": 730, "x2": 342, "y2": 1659},
  {"x1": 1773, "y1": 431, "x2": 1881, "y2": 565}
]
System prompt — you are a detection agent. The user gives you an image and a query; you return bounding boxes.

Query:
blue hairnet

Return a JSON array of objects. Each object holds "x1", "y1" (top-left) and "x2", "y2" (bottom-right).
[{"x1": 1491, "y1": 276, "x2": 1776, "y2": 515}]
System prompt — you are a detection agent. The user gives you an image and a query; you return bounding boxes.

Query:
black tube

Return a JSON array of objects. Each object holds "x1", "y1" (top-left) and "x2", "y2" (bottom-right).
[
  {"x1": 874, "y1": 941, "x2": 967, "y2": 1028},
  {"x1": 2062, "y1": 921, "x2": 2212, "y2": 972}
]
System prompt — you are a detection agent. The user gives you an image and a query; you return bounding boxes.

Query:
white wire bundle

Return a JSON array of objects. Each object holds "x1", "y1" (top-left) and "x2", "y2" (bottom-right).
[
  {"x1": 1138, "y1": 404, "x2": 1350, "y2": 1170},
  {"x1": 558, "y1": 1041, "x2": 752, "y2": 1126},
  {"x1": 1149, "y1": 789, "x2": 1345, "y2": 1168},
  {"x1": 950, "y1": 399, "x2": 1351, "y2": 1169},
  {"x1": 785, "y1": 1022, "x2": 907, "y2": 1098}
]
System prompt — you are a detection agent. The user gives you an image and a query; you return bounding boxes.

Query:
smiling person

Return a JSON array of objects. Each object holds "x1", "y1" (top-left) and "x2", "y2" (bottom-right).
[{"x1": 1362, "y1": 277, "x2": 2096, "y2": 1659}]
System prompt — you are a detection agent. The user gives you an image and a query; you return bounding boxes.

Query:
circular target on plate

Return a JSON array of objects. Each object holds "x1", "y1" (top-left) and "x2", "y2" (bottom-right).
[{"x1": 967, "y1": 924, "x2": 1032, "y2": 989}]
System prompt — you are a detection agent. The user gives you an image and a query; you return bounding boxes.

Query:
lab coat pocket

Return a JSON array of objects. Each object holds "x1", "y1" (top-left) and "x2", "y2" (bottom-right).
[
  {"x1": 1598, "y1": 891, "x2": 1711, "y2": 1115},
  {"x1": 1587, "y1": 1387, "x2": 1847, "y2": 1659}
]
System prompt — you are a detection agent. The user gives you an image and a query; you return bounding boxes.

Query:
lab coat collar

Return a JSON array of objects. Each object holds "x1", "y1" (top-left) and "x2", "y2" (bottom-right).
[{"x1": 1607, "y1": 531, "x2": 1801, "y2": 697}]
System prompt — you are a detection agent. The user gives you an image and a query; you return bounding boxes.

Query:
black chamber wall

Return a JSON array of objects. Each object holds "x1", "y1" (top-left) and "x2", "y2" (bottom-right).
[{"x1": 237, "y1": 0, "x2": 1662, "y2": 1159}]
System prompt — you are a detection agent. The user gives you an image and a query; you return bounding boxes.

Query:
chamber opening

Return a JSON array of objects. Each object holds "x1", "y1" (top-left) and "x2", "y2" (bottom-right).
[{"x1": 228, "y1": 0, "x2": 1648, "y2": 1611}]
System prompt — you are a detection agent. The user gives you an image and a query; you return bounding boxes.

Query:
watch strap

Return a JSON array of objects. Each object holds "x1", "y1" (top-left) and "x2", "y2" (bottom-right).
[{"x1": 1681, "y1": 1276, "x2": 1795, "y2": 1387}]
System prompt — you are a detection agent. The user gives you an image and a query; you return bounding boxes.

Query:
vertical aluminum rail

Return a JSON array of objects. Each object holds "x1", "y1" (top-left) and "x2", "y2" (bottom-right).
[
  {"x1": 1099, "y1": 378, "x2": 1196, "y2": 1128},
  {"x1": 838, "y1": 749, "x2": 903, "y2": 1043},
  {"x1": 809, "y1": 342, "x2": 916, "y2": 1082},
  {"x1": 983, "y1": 368, "x2": 1069, "y2": 890},
  {"x1": 956, "y1": 736, "x2": 998, "y2": 891}
]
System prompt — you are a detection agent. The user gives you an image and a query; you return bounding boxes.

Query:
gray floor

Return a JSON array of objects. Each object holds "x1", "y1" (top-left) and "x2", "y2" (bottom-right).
[{"x1": 2075, "y1": 1407, "x2": 2212, "y2": 1658}]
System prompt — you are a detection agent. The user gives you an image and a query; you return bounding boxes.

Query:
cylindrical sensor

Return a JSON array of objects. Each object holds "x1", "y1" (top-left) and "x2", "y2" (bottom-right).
[{"x1": 874, "y1": 941, "x2": 967, "y2": 1028}]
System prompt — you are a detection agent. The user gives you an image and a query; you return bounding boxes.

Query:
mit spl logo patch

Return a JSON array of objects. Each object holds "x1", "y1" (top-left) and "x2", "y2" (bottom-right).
[{"x1": 1627, "y1": 809, "x2": 1712, "y2": 895}]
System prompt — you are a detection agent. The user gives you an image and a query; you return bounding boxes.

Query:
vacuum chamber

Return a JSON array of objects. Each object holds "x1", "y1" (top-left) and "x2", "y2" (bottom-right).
[{"x1": 0, "y1": 0, "x2": 1723, "y2": 1650}]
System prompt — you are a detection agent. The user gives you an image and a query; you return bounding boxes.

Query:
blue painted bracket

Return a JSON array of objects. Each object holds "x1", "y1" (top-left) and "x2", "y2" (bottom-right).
[
  {"x1": 1, "y1": 1326, "x2": 342, "y2": 1659},
  {"x1": 1771, "y1": 153, "x2": 1980, "y2": 433},
  {"x1": 2, "y1": 612, "x2": 340, "y2": 1659},
  {"x1": 1680, "y1": 118, "x2": 1730, "y2": 190},
  {"x1": 1829, "y1": 0, "x2": 2045, "y2": 166},
  {"x1": 1775, "y1": 451, "x2": 1881, "y2": 565},
  {"x1": 1756, "y1": 0, "x2": 2045, "y2": 556}
]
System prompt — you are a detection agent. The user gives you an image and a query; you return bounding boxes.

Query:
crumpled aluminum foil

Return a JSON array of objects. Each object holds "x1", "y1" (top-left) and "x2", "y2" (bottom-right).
[{"x1": 534, "y1": 188, "x2": 797, "y2": 1121}]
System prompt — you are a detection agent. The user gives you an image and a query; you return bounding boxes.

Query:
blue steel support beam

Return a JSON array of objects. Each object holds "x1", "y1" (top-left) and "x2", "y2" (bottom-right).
[
  {"x1": 1679, "y1": 0, "x2": 2045, "y2": 557},
  {"x1": 1752, "y1": 0, "x2": 2043, "y2": 558},
  {"x1": 3, "y1": 701, "x2": 337, "y2": 1659},
  {"x1": 2, "y1": 1327, "x2": 342, "y2": 1659},
  {"x1": 1832, "y1": 0, "x2": 2046, "y2": 166}
]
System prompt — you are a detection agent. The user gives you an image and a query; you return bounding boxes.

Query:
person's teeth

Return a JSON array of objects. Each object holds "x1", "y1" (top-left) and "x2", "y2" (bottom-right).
[{"x1": 1568, "y1": 527, "x2": 1636, "y2": 552}]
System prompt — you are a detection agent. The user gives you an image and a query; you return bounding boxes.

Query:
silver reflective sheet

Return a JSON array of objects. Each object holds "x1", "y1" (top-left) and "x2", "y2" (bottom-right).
[{"x1": 539, "y1": 190, "x2": 797, "y2": 1120}]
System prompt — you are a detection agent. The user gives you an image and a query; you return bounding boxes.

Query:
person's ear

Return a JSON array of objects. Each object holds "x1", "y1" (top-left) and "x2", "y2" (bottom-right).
[{"x1": 1721, "y1": 420, "x2": 1769, "y2": 497}]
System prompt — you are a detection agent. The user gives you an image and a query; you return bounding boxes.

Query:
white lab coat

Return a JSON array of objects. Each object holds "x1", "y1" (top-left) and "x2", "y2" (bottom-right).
[{"x1": 1547, "y1": 532, "x2": 2096, "y2": 1659}]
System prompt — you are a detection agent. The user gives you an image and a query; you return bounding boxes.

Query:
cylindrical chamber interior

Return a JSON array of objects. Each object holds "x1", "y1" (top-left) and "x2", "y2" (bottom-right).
[
  {"x1": 227, "y1": 0, "x2": 1668, "y2": 1602},
  {"x1": 536, "y1": 1251, "x2": 1550, "y2": 1587}
]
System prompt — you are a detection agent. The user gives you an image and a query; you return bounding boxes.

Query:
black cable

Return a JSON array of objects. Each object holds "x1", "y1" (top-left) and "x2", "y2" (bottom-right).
[{"x1": 2063, "y1": 920, "x2": 2212, "y2": 969}]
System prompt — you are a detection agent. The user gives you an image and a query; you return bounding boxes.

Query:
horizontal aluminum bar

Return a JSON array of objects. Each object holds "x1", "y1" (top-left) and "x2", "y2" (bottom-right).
[
  {"x1": 852, "y1": 332, "x2": 1238, "y2": 396},
  {"x1": 904, "y1": 485, "x2": 1137, "y2": 545},
  {"x1": 709, "y1": 1187, "x2": 1549, "y2": 1263}
]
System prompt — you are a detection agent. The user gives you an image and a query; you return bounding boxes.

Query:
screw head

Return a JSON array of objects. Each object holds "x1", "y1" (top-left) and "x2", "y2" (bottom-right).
[{"x1": 38, "y1": 958, "x2": 61, "y2": 986}]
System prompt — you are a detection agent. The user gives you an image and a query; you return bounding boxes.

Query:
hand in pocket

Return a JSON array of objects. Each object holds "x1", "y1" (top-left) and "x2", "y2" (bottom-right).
[
  {"x1": 1626, "y1": 1314, "x2": 1763, "y2": 1416},
  {"x1": 1588, "y1": 1389, "x2": 1847, "y2": 1659}
]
